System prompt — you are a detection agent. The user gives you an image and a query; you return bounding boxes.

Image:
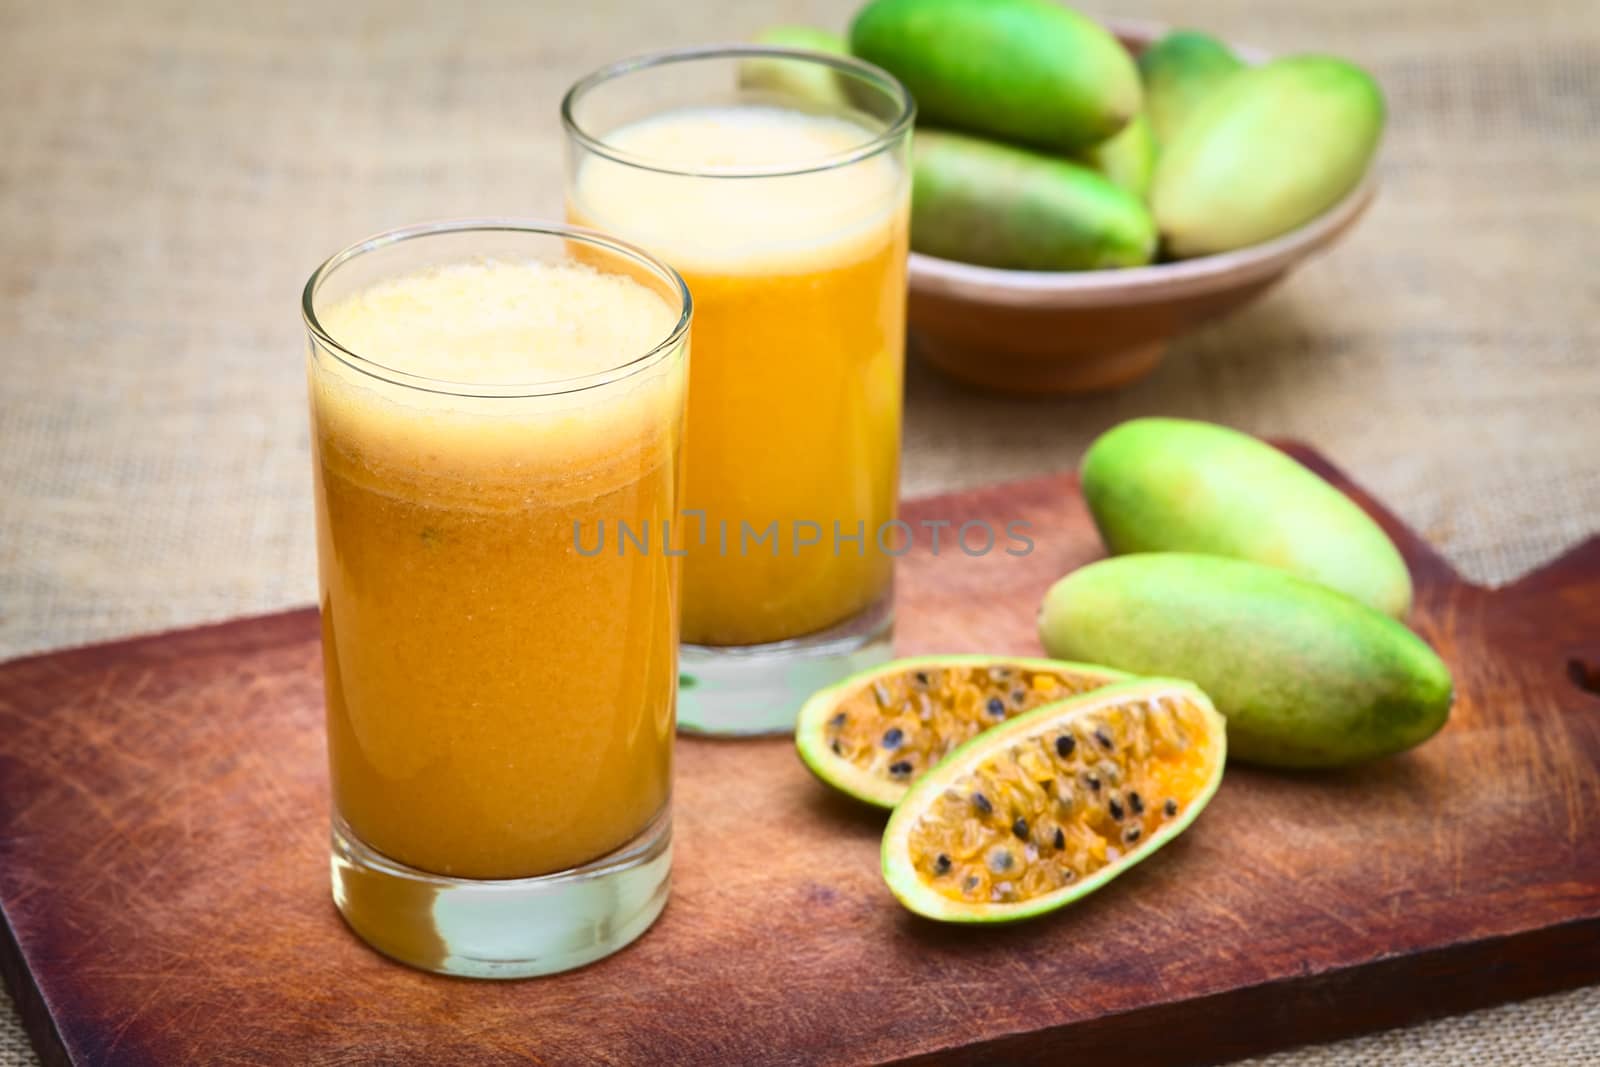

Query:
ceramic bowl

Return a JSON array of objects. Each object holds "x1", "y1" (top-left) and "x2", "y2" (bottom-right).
[{"x1": 906, "y1": 21, "x2": 1378, "y2": 394}]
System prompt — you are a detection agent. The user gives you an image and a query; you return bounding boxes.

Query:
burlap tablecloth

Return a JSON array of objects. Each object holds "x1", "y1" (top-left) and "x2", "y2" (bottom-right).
[{"x1": 1, "y1": 0, "x2": 1595, "y2": 1062}]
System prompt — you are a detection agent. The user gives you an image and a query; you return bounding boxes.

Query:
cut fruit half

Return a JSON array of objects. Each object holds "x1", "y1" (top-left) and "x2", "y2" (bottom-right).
[
  {"x1": 796, "y1": 652, "x2": 1126, "y2": 809},
  {"x1": 882, "y1": 678, "x2": 1226, "y2": 923},
  {"x1": 796, "y1": 655, "x2": 1129, "y2": 809}
]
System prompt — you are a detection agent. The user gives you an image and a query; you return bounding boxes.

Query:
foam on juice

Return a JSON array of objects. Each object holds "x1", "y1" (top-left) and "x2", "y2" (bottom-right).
[
  {"x1": 571, "y1": 105, "x2": 904, "y2": 276},
  {"x1": 311, "y1": 258, "x2": 685, "y2": 510}
]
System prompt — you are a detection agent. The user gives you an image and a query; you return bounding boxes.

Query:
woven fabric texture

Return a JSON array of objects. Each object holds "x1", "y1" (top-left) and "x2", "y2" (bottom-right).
[{"x1": 0, "y1": 0, "x2": 1595, "y2": 1062}]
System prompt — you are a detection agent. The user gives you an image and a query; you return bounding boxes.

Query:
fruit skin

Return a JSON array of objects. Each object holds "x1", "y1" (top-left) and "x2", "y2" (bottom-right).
[
  {"x1": 1039, "y1": 554, "x2": 1453, "y2": 768},
  {"x1": 1152, "y1": 55, "x2": 1385, "y2": 257},
  {"x1": 1081, "y1": 417, "x2": 1412, "y2": 617},
  {"x1": 1077, "y1": 112, "x2": 1156, "y2": 199},
  {"x1": 882, "y1": 678, "x2": 1226, "y2": 923},
  {"x1": 911, "y1": 129, "x2": 1157, "y2": 270},
  {"x1": 1137, "y1": 30, "x2": 1244, "y2": 146},
  {"x1": 738, "y1": 26, "x2": 853, "y2": 109},
  {"x1": 795, "y1": 653, "x2": 1129, "y2": 808},
  {"x1": 753, "y1": 24, "x2": 848, "y2": 54},
  {"x1": 849, "y1": 0, "x2": 1141, "y2": 152}
]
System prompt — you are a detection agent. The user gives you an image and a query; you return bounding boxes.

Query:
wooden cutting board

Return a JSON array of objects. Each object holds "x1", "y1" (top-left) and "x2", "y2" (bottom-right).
[{"x1": 2, "y1": 445, "x2": 1598, "y2": 1067}]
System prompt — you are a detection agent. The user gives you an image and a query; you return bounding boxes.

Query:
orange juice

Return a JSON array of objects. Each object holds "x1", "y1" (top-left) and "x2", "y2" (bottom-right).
[
  {"x1": 569, "y1": 104, "x2": 911, "y2": 646},
  {"x1": 309, "y1": 256, "x2": 686, "y2": 880}
]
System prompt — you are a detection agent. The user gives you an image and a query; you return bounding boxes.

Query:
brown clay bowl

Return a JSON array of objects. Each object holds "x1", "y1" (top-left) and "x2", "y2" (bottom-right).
[{"x1": 907, "y1": 20, "x2": 1378, "y2": 395}]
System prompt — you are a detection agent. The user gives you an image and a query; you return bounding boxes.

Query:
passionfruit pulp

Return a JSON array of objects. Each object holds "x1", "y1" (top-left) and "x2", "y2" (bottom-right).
[
  {"x1": 796, "y1": 655, "x2": 1128, "y2": 808},
  {"x1": 882, "y1": 678, "x2": 1226, "y2": 922}
]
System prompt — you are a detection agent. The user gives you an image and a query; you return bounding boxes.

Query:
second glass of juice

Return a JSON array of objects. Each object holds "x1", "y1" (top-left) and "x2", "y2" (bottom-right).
[{"x1": 563, "y1": 47, "x2": 914, "y2": 734}]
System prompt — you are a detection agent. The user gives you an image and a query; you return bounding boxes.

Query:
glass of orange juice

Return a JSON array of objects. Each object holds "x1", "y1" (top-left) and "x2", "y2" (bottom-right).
[
  {"x1": 302, "y1": 220, "x2": 690, "y2": 977},
  {"x1": 562, "y1": 47, "x2": 914, "y2": 734}
]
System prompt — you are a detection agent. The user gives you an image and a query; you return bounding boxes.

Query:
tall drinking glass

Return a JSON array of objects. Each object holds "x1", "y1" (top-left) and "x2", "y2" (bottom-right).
[
  {"x1": 563, "y1": 47, "x2": 915, "y2": 734},
  {"x1": 302, "y1": 220, "x2": 690, "y2": 977}
]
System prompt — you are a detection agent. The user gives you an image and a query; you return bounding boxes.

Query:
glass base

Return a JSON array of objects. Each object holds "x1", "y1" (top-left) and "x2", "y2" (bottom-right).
[
  {"x1": 677, "y1": 598, "x2": 894, "y2": 736},
  {"x1": 330, "y1": 808, "x2": 671, "y2": 979}
]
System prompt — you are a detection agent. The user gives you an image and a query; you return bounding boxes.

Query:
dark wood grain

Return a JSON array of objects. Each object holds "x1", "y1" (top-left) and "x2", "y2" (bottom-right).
[{"x1": 2, "y1": 446, "x2": 1597, "y2": 1066}]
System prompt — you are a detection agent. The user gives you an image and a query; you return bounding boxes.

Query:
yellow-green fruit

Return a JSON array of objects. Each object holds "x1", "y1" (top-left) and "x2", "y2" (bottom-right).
[
  {"x1": 1082, "y1": 417, "x2": 1412, "y2": 617},
  {"x1": 753, "y1": 24, "x2": 847, "y2": 53},
  {"x1": 795, "y1": 654, "x2": 1128, "y2": 809},
  {"x1": 1039, "y1": 554, "x2": 1453, "y2": 768},
  {"x1": 1137, "y1": 30, "x2": 1244, "y2": 146},
  {"x1": 1153, "y1": 55, "x2": 1384, "y2": 257},
  {"x1": 911, "y1": 129, "x2": 1156, "y2": 271},
  {"x1": 1078, "y1": 112, "x2": 1156, "y2": 199},
  {"x1": 881, "y1": 679, "x2": 1226, "y2": 921},
  {"x1": 738, "y1": 26, "x2": 852, "y2": 109},
  {"x1": 849, "y1": 0, "x2": 1141, "y2": 152}
]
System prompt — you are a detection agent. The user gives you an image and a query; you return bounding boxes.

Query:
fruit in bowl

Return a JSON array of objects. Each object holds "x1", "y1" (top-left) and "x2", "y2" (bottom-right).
[
  {"x1": 750, "y1": 0, "x2": 1387, "y2": 393},
  {"x1": 847, "y1": 0, "x2": 1384, "y2": 266}
]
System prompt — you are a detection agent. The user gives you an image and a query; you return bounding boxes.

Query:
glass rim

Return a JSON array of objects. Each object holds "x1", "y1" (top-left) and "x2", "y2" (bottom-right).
[
  {"x1": 560, "y1": 44, "x2": 916, "y2": 180},
  {"x1": 301, "y1": 217, "x2": 692, "y2": 399}
]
